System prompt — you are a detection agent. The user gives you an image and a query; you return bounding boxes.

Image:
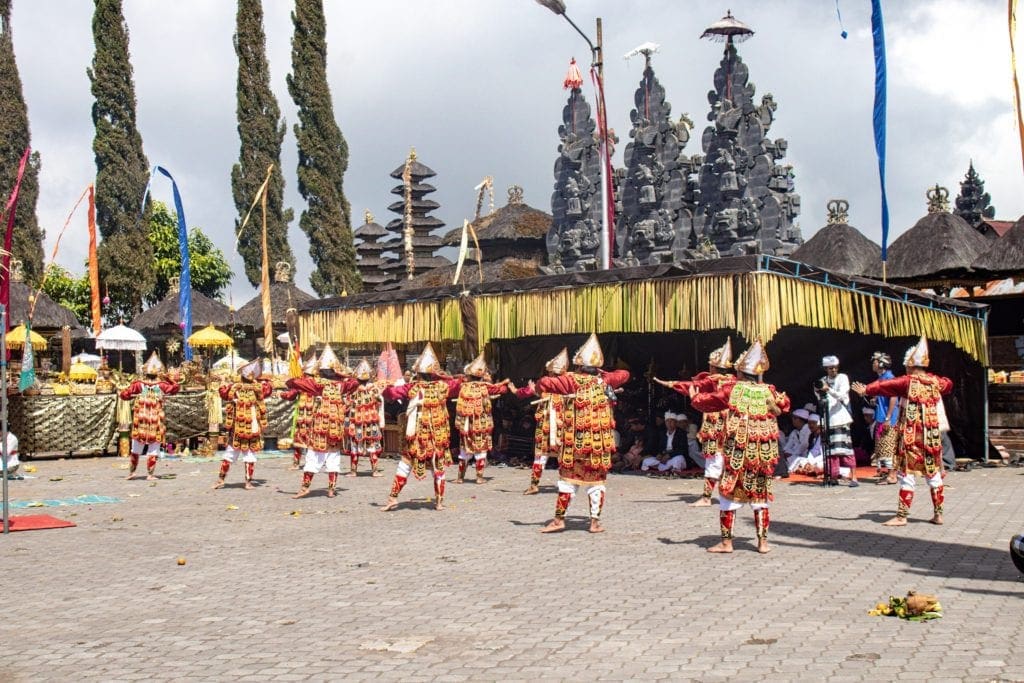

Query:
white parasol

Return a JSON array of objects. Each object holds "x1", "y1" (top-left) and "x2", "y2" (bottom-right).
[{"x1": 95, "y1": 324, "x2": 147, "y2": 352}]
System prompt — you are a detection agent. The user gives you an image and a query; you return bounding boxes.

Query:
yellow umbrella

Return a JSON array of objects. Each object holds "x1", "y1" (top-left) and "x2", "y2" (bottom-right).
[
  {"x1": 7, "y1": 323, "x2": 47, "y2": 350},
  {"x1": 69, "y1": 362, "x2": 98, "y2": 381},
  {"x1": 187, "y1": 324, "x2": 233, "y2": 349}
]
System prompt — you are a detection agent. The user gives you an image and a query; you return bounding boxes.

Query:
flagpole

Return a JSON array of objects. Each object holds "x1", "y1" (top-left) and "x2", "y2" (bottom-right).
[{"x1": 2, "y1": 304, "x2": 10, "y2": 534}]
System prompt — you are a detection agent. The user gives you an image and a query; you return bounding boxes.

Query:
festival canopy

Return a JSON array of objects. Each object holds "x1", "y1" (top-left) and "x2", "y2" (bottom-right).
[
  {"x1": 188, "y1": 324, "x2": 233, "y2": 349},
  {"x1": 7, "y1": 323, "x2": 47, "y2": 351},
  {"x1": 212, "y1": 350, "x2": 248, "y2": 370},
  {"x1": 95, "y1": 324, "x2": 147, "y2": 352}
]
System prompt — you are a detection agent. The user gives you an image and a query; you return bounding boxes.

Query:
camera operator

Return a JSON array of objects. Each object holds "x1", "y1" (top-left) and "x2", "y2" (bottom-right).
[{"x1": 817, "y1": 356, "x2": 859, "y2": 486}]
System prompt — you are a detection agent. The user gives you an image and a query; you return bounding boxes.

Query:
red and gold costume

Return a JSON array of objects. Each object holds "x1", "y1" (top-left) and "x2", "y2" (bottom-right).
[
  {"x1": 861, "y1": 336, "x2": 953, "y2": 521},
  {"x1": 286, "y1": 370, "x2": 359, "y2": 497},
  {"x1": 119, "y1": 370, "x2": 180, "y2": 479},
  {"x1": 381, "y1": 342, "x2": 462, "y2": 511},
  {"x1": 280, "y1": 352, "x2": 322, "y2": 469},
  {"x1": 215, "y1": 360, "x2": 272, "y2": 490},
  {"x1": 345, "y1": 376, "x2": 385, "y2": 475},
  {"x1": 691, "y1": 340, "x2": 789, "y2": 546},
  {"x1": 520, "y1": 347, "x2": 570, "y2": 494},
  {"x1": 455, "y1": 356, "x2": 510, "y2": 483}
]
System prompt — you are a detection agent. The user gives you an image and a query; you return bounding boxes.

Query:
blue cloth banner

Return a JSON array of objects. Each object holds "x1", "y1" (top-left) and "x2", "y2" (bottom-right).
[
  {"x1": 871, "y1": 0, "x2": 890, "y2": 263},
  {"x1": 142, "y1": 167, "x2": 193, "y2": 360}
]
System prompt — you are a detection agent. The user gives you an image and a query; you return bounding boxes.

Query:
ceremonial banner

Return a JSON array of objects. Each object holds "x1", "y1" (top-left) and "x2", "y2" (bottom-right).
[
  {"x1": 235, "y1": 165, "x2": 275, "y2": 354},
  {"x1": 87, "y1": 185, "x2": 101, "y2": 335},
  {"x1": 871, "y1": 0, "x2": 891, "y2": 274},
  {"x1": 0, "y1": 147, "x2": 30, "y2": 324},
  {"x1": 1011, "y1": 0, "x2": 1024, "y2": 174},
  {"x1": 144, "y1": 167, "x2": 194, "y2": 360},
  {"x1": 18, "y1": 322, "x2": 34, "y2": 392}
]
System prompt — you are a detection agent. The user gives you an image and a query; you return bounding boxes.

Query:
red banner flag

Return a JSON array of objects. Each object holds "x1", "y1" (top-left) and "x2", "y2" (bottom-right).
[
  {"x1": 0, "y1": 147, "x2": 31, "y2": 327},
  {"x1": 87, "y1": 185, "x2": 101, "y2": 334}
]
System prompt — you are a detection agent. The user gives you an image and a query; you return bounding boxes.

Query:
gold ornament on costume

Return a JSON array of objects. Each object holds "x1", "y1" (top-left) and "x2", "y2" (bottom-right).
[
  {"x1": 545, "y1": 348, "x2": 570, "y2": 376},
  {"x1": 411, "y1": 342, "x2": 441, "y2": 375},
  {"x1": 142, "y1": 351, "x2": 166, "y2": 375},
  {"x1": 353, "y1": 359, "x2": 373, "y2": 381},
  {"x1": 572, "y1": 333, "x2": 604, "y2": 368},
  {"x1": 708, "y1": 337, "x2": 734, "y2": 369},
  {"x1": 735, "y1": 339, "x2": 770, "y2": 376},
  {"x1": 463, "y1": 352, "x2": 488, "y2": 378},
  {"x1": 903, "y1": 335, "x2": 930, "y2": 368}
]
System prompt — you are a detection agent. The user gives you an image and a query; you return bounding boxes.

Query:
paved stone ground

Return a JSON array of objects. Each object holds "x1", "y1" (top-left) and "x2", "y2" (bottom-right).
[{"x1": 1, "y1": 453, "x2": 1022, "y2": 682}]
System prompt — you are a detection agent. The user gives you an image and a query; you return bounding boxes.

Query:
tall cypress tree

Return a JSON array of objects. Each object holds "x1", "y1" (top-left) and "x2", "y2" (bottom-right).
[
  {"x1": 0, "y1": 0, "x2": 44, "y2": 283},
  {"x1": 232, "y1": 0, "x2": 294, "y2": 287},
  {"x1": 287, "y1": 0, "x2": 360, "y2": 296},
  {"x1": 88, "y1": 0, "x2": 154, "y2": 322}
]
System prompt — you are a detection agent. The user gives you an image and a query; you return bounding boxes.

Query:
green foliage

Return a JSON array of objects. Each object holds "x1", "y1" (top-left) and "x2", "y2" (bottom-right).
[
  {"x1": 232, "y1": 0, "x2": 294, "y2": 287},
  {"x1": 287, "y1": 0, "x2": 361, "y2": 297},
  {"x1": 145, "y1": 201, "x2": 232, "y2": 305},
  {"x1": 39, "y1": 264, "x2": 91, "y2": 327},
  {"x1": 0, "y1": 0, "x2": 44, "y2": 283},
  {"x1": 89, "y1": 0, "x2": 153, "y2": 321}
]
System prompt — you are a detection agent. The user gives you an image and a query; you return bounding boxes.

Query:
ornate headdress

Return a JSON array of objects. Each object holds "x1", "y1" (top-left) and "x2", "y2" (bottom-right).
[
  {"x1": 545, "y1": 347, "x2": 569, "y2": 376},
  {"x1": 870, "y1": 351, "x2": 892, "y2": 368},
  {"x1": 708, "y1": 338, "x2": 733, "y2": 369},
  {"x1": 142, "y1": 351, "x2": 165, "y2": 376},
  {"x1": 411, "y1": 342, "x2": 441, "y2": 375},
  {"x1": 735, "y1": 339, "x2": 770, "y2": 377},
  {"x1": 572, "y1": 333, "x2": 604, "y2": 368},
  {"x1": 239, "y1": 358, "x2": 263, "y2": 381},
  {"x1": 353, "y1": 359, "x2": 373, "y2": 381},
  {"x1": 302, "y1": 352, "x2": 319, "y2": 376},
  {"x1": 463, "y1": 352, "x2": 488, "y2": 378},
  {"x1": 319, "y1": 344, "x2": 340, "y2": 372},
  {"x1": 903, "y1": 335, "x2": 930, "y2": 368}
]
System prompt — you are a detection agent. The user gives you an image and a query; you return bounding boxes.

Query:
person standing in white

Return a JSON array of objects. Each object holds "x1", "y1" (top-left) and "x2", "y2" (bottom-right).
[
  {"x1": 3, "y1": 430, "x2": 19, "y2": 479},
  {"x1": 818, "y1": 356, "x2": 858, "y2": 486}
]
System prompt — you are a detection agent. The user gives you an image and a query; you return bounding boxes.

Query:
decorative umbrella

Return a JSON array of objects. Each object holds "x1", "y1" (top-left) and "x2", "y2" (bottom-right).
[
  {"x1": 69, "y1": 362, "x2": 98, "y2": 381},
  {"x1": 96, "y1": 324, "x2": 147, "y2": 352},
  {"x1": 71, "y1": 352, "x2": 103, "y2": 369},
  {"x1": 7, "y1": 323, "x2": 47, "y2": 350},
  {"x1": 212, "y1": 350, "x2": 248, "y2": 371},
  {"x1": 262, "y1": 358, "x2": 289, "y2": 376},
  {"x1": 187, "y1": 324, "x2": 233, "y2": 349}
]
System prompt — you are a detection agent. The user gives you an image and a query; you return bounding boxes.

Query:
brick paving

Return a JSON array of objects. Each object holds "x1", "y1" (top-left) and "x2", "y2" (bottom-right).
[{"x1": 1, "y1": 454, "x2": 1022, "y2": 682}]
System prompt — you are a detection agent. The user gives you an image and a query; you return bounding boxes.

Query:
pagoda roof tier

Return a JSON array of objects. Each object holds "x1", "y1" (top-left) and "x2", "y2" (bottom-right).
[
  {"x1": 389, "y1": 159, "x2": 436, "y2": 180},
  {"x1": 389, "y1": 182, "x2": 436, "y2": 195},
  {"x1": 354, "y1": 220, "x2": 389, "y2": 238},
  {"x1": 387, "y1": 198, "x2": 440, "y2": 213},
  {"x1": 384, "y1": 216, "x2": 445, "y2": 231}
]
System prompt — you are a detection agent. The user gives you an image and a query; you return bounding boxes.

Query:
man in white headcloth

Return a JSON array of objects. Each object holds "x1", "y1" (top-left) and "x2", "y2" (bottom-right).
[
  {"x1": 817, "y1": 355, "x2": 859, "y2": 486},
  {"x1": 783, "y1": 408, "x2": 811, "y2": 474}
]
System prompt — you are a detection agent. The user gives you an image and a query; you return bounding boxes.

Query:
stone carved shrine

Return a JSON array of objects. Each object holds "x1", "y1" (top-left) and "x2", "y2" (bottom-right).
[{"x1": 953, "y1": 161, "x2": 996, "y2": 236}]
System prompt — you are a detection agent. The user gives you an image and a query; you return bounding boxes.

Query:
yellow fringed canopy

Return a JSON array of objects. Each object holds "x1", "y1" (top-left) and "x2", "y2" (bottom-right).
[{"x1": 298, "y1": 257, "x2": 988, "y2": 364}]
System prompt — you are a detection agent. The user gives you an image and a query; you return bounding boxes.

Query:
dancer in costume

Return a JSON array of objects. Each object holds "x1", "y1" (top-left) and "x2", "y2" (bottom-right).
[
  {"x1": 852, "y1": 336, "x2": 953, "y2": 526},
  {"x1": 527, "y1": 334, "x2": 629, "y2": 534},
  {"x1": 119, "y1": 351, "x2": 180, "y2": 481},
  {"x1": 345, "y1": 359, "x2": 385, "y2": 477},
  {"x1": 455, "y1": 353, "x2": 512, "y2": 485},
  {"x1": 286, "y1": 345, "x2": 356, "y2": 498},
  {"x1": 691, "y1": 340, "x2": 789, "y2": 554},
  {"x1": 655, "y1": 338, "x2": 736, "y2": 507},
  {"x1": 214, "y1": 359, "x2": 272, "y2": 490},
  {"x1": 380, "y1": 342, "x2": 462, "y2": 511},
  {"x1": 279, "y1": 352, "x2": 320, "y2": 471},
  {"x1": 519, "y1": 348, "x2": 569, "y2": 495}
]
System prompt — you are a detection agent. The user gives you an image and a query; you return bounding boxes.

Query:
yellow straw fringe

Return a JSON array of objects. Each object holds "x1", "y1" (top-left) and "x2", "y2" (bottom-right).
[{"x1": 299, "y1": 272, "x2": 987, "y2": 364}]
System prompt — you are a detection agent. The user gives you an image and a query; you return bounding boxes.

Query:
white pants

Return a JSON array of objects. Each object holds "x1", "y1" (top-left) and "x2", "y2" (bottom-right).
[
  {"x1": 705, "y1": 452, "x2": 724, "y2": 479},
  {"x1": 719, "y1": 495, "x2": 769, "y2": 512},
  {"x1": 640, "y1": 456, "x2": 662, "y2": 472},
  {"x1": 131, "y1": 440, "x2": 161, "y2": 456},
  {"x1": 304, "y1": 449, "x2": 342, "y2": 474},
  {"x1": 659, "y1": 455, "x2": 686, "y2": 472},
  {"x1": 556, "y1": 480, "x2": 606, "y2": 518},
  {"x1": 458, "y1": 449, "x2": 486, "y2": 462},
  {"x1": 222, "y1": 447, "x2": 259, "y2": 464},
  {"x1": 897, "y1": 470, "x2": 943, "y2": 491}
]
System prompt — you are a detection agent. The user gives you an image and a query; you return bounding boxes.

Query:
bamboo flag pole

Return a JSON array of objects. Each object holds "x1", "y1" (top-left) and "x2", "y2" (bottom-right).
[{"x1": 234, "y1": 165, "x2": 275, "y2": 353}]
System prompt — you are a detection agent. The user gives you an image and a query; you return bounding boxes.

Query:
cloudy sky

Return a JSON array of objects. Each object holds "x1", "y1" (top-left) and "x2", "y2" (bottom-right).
[{"x1": 9, "y1": 0, "x2": 1023, "y2": 301}]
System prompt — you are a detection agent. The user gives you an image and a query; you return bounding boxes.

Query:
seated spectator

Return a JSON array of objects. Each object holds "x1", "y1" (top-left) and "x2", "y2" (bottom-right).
[
  {"x1": 658, "y1": 422, "x2": 703, "y2": 475},
  {"x1": 789, "y1": 414, "x2": 824, "y2": 475},
  {"x1": 783, "y1": 408, "x2": 811, "y2": 473}
]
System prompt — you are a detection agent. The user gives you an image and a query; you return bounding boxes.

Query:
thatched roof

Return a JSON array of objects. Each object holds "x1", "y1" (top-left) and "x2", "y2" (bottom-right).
[
  {"x1": 441, "y1": 202, "x2": 552, "y2": 246},
  {"x1": 7, "y1": 280, "x2": 87, "y2": 334},
  {"x1": 131, "y1": 290, "x2": 232, "y2": 334},
  {"x1": 885, "y1": 211, "x2": 991, "y2": 281},
  {"x1": 789, "y1": 222, "x2": 881, "y2": 276},
  {"x1": 972, "y1": 215, "x2": 1024, "y2": 277},
  {"x1": 236, "y1": 281, "x2": 316, "y2": 328},
  {"x1": 385, "y1": 256, "x2": 545, "y2": 291}
]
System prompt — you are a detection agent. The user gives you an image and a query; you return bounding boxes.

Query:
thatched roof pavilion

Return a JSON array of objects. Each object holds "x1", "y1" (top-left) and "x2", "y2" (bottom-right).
[
  {"x1": 790, "y1": 200, "x2": 881, "y2": 277},
  {"x1": 971, "y1": 215, "x2": 1024, "y2": 279},
  {"x1": 235, "y1": 262, "x2": 315, "y2": 329},
  {"x1": 130, "y1": 287, "x2": 232, "y2": 337}
]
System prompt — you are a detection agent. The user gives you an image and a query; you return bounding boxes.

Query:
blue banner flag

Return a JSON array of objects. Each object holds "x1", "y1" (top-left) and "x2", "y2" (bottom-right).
[{"x1": 871, "y1": 0, "x2": 890, "y2": 264}]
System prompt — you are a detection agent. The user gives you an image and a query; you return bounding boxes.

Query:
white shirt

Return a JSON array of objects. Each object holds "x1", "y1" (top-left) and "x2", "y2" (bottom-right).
[
  {"x1": 3, "y1": 432, "x2": 19, "y2": 469},
  {"x1": 822, "y1": 373, "x2": 853, "y2": 427},
  {"x1": 783, "y1": 424, "x2": 810, "y2": 458}
]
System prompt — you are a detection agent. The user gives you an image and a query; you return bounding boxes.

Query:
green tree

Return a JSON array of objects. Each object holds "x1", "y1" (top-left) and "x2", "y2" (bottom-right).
[
  {"x1": 145, "y1": 201, "x2": 232, "y2": 305},
  {"x1": 232, "y1": 0, "x2": 294, "y2": 287},
  {"x1": 39, "y1": 264, "x2": 91, "y2": 327},
  {"x1": 0, "y1": 0, "x2": 44, "y2": 283},
  {"x1": 287, "y1": 0, "x2": 360, "y2": 296},
  {"x1": 88, "y1": 0, "x2": 154, "y2": 324}
]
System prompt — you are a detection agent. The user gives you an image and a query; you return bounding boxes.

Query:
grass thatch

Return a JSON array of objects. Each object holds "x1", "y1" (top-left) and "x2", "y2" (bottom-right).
[
  {"x1": 236, "y1": 281, "x2": 316, "y2": 328},
  {"x1": 790, "y1": 222, "x2": 882, "y2": 276},
  {"x1": 131, "y1": 290, "x2": 232, "y2": 334},
  {"x1": 971, "y1": 216, "x2": 1024, "y2": 277},
  {"x1": 884, "y1": 212, "x2": 991, "y2": 280}
]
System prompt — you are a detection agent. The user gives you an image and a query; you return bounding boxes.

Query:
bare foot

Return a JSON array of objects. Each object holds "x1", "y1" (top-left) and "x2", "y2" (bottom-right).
[
  {"x1": 435, "y1": 501, "x2": 445, "y2": 511},
  {"x1": 212, "y1": 480, "x2": 225, "y2": 490},
  {"x1": 288, "y1": 464, "x2": 300, "y2": 471},
  {"x1": 476, "y1": 477, "x2": 485, "y2": 485},
  {"x1": 345, "y1": 471, "x2": 357, "y2": 478},
  {"x1": 146, "y1": 475, "x2": 157, "y2": 481},
  {"x1": 589, "y1": 519, "x2": 605, "y2": 534},
  {"x1": 707, "y1": 541, "x2": 734, "y2": 553},
  {"x1": 929, "y1": 514, "x2": 943, "y2": 525},
  {"x1": 380, "y1": 498, "x2": 399, "y2": 512},
  {"x1": 882, "y1": 516, "x2": 907, "y2": 526},
  {"x1": 540, "y1": 519, "x2": 566, "y2": 533},
  {"x1": 523, "y1": 485, "x2": 540, "y2": 496},
  {"x1": 326, "y1": 489, "x2": 336, "y2": 498},
  {"x1": 886, "y1": 476, "x2": 897, "y2": 484},
  {"x1": 244, "y1": 481, "x2": 255, "y2": 491},
  {"x1": 292, "y1": 488, "x2": 310, "y2": 499},
  {"x1": 372, "y1": 471, "x2": 383, "y2": 478},
  {"x1": 454, "y1": 478, "x2": 464, "y2": 485},
  {"x1": 125, "y1": 473, "x2": 136, "y2": 481},
  {"x1": 757, "y1": 539, "x2": 771, "y2": 554},
  {"x1": 688, "y1": 497, "x2": 712, "y2": 507}
]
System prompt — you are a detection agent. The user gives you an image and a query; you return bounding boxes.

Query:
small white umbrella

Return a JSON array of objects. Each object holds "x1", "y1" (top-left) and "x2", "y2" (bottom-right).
[
  {"x1": 71, "y1": 352, "x2": 103, "y2": 370},
  {"x1": 96, "y1": 324, "x2": 147, "y2": 352},
  {"x1": 212, "y1": 351, "x2": 249, "y2": 371}
]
